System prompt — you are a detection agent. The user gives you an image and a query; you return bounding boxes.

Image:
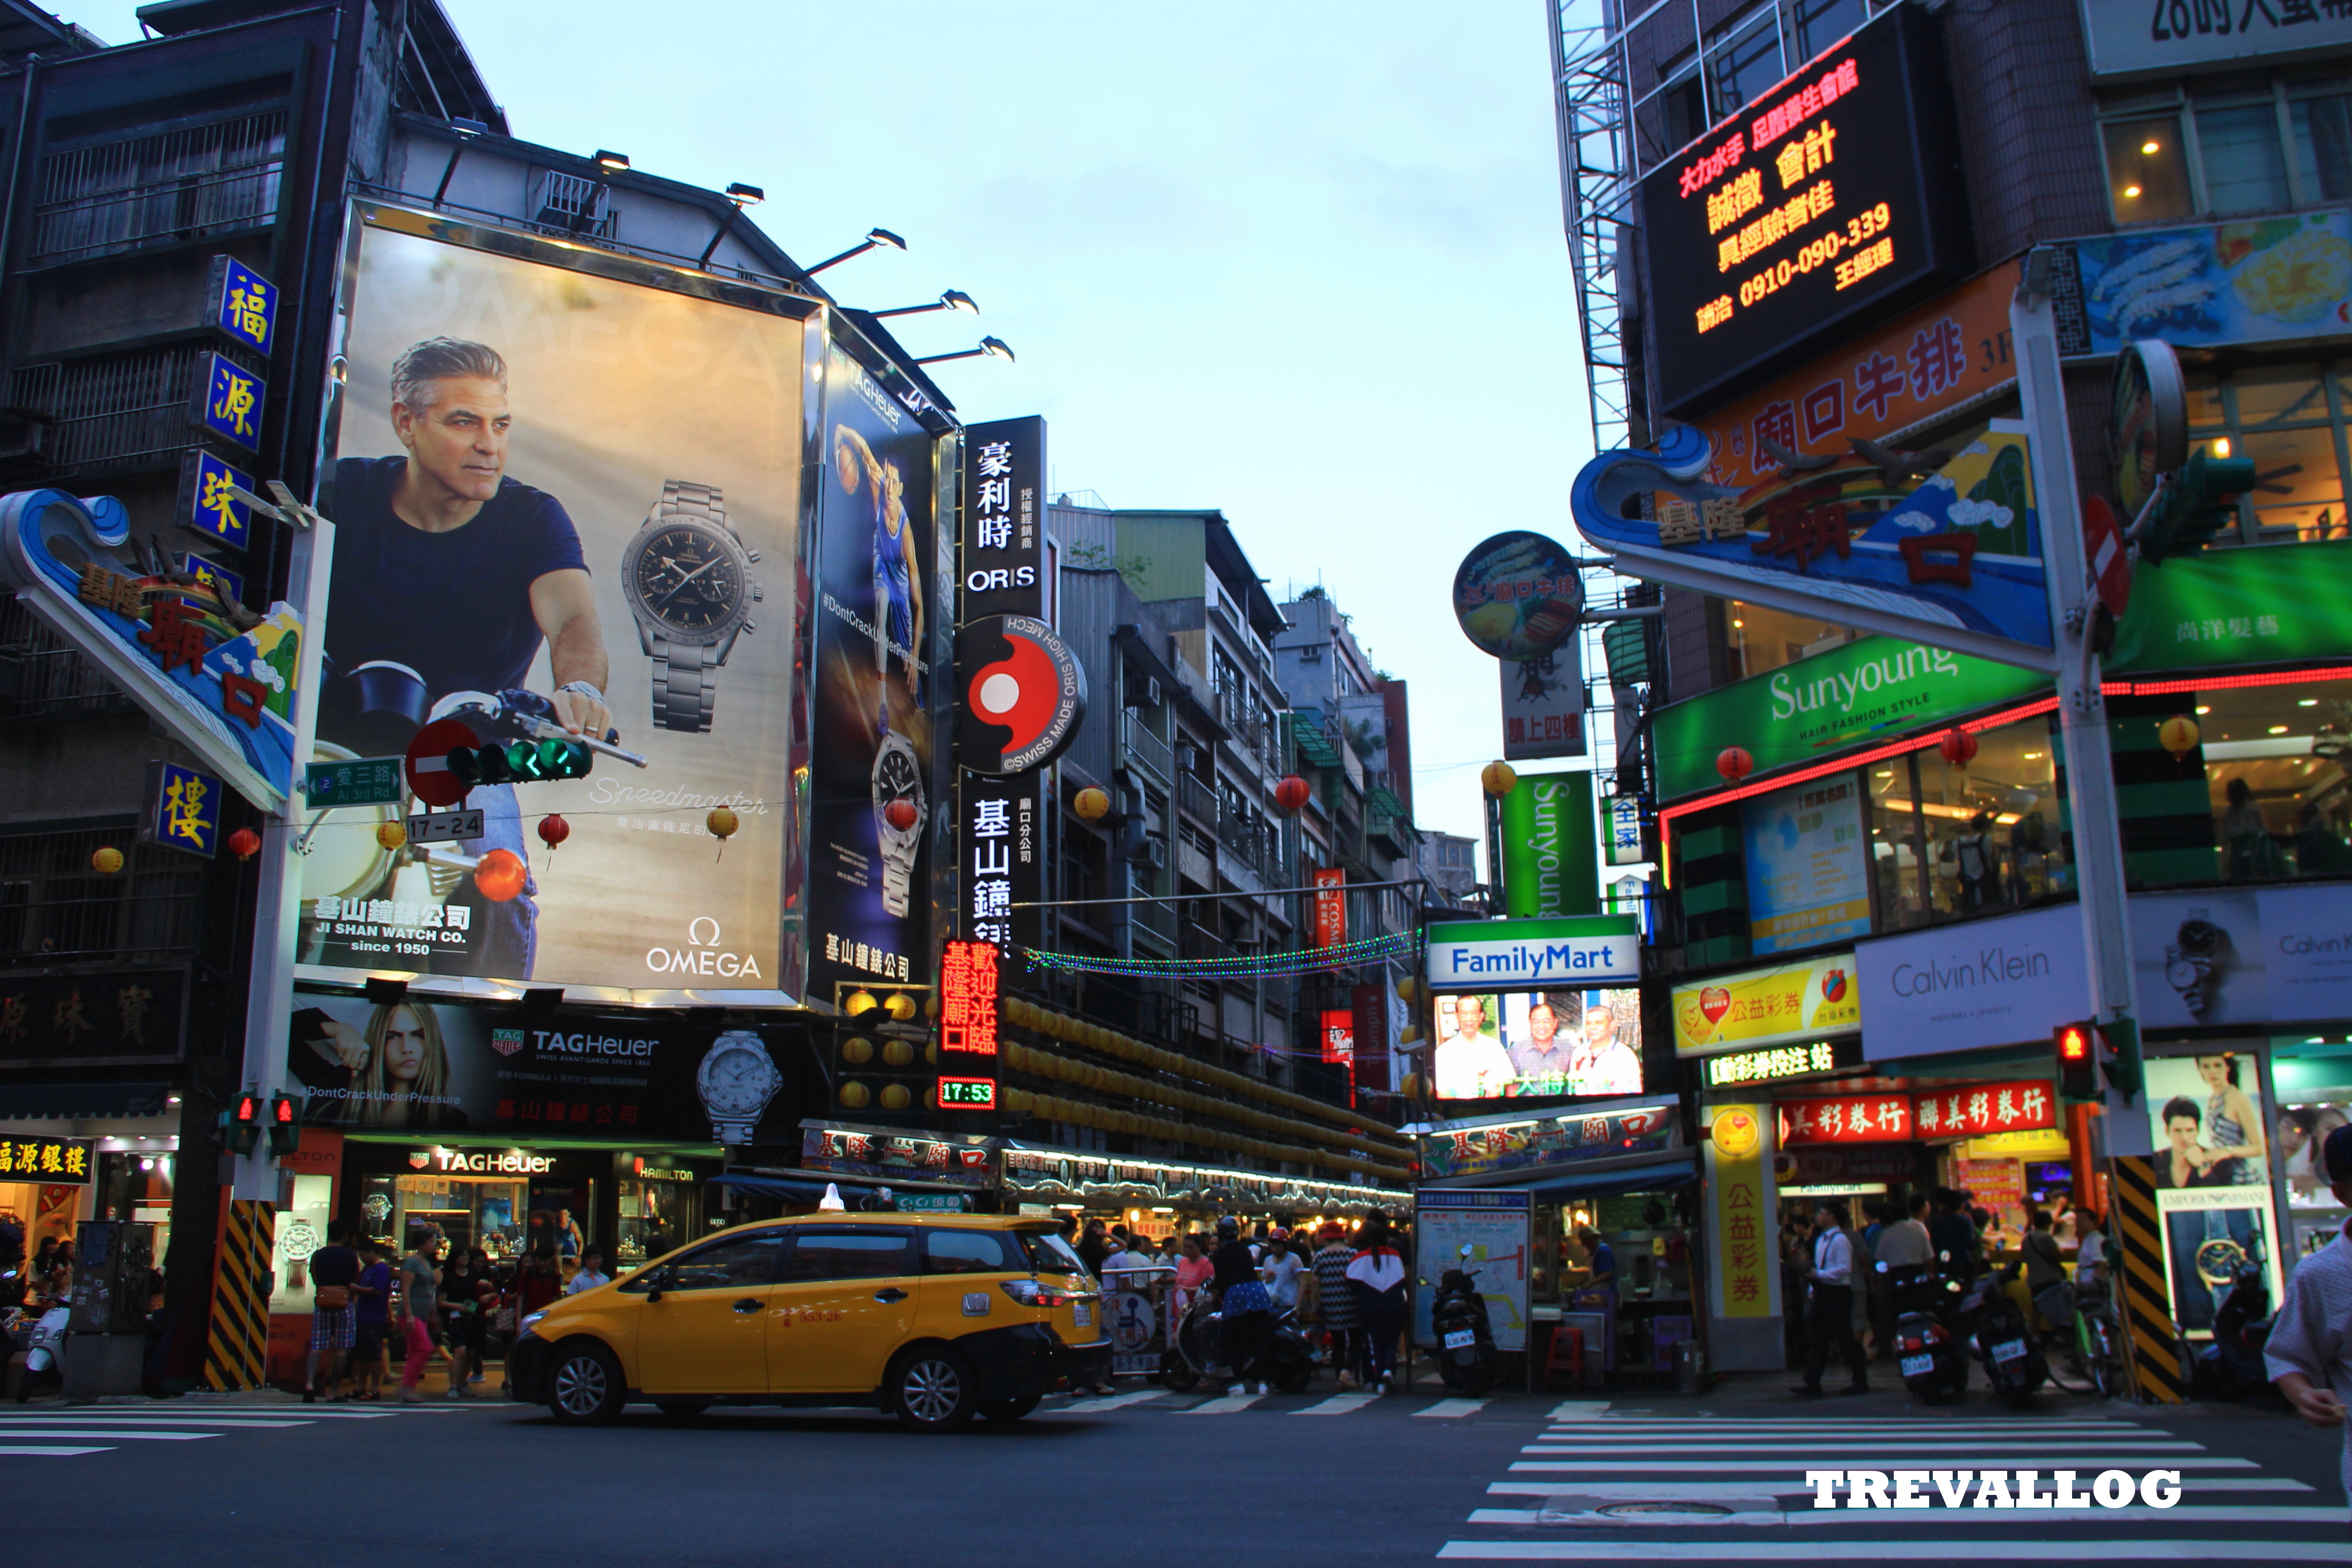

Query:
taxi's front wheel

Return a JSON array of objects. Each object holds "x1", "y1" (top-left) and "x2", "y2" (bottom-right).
[
  {"x1": 887, "y1": 1347, "x2": 978, "y2": 1431},
  {"x1": 546, "y1": 1341, "x2": 625, "y2": 1426}
]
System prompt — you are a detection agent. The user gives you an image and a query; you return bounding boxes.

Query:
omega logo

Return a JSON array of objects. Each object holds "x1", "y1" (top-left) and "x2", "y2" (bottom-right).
[{"x1": 648, "y1": 916, "x2": 763, "y2": 979}]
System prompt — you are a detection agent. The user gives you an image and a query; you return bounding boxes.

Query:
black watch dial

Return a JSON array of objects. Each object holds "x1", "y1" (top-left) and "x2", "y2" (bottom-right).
[
  {"x1": 875, "y1": 743, "x2": 921, "y2": 814},
  {"x1": 633, "y1": 525, "x2": 745, "y2": 634}
]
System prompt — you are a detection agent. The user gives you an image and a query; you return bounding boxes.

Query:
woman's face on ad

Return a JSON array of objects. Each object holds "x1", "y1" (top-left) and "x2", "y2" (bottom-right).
[{"x1": 382, "y1": 1007, "x2": 427, "y2": 1085}]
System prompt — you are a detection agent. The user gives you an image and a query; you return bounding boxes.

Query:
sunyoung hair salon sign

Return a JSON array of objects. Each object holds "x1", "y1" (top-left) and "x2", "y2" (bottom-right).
[{"x1": 1424, "y1": 916, "x2": 1640, "y2": 990}]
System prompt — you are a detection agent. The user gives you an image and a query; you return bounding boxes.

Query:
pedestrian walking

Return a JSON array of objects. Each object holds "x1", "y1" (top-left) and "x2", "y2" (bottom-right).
[
  {"x1": 1312, "y1": 1222, "x2": 1361, "y2": 1389},
  {"x1": 1172, "y1": 1233, "x2": 1214, "y2": 1321},
  {"x1": 397, "y1": 1231, "x2": 441, "y2": 1404},
  {"x1": 566, "y1": 1246, "x2": 612, "y2": 1294},
  {"x1": 2264, "y1": 1123, "x2": 2352, "y2": 1534},
  {"x1": 438, "y1": 1246, "x2": 486, "y2": 1398},
  {"x1": 1872, "y1": 1194, "x2": 1935, "y2": 1357},
  {"x1": 1261, "y1": 1229, "x2": 1305, "y2": 1312},
  {"x1": 350, "y1": 1240, "x2": 393, "y2": 1401},
  {"x1": 1793, "y1": 1200, "x2": 1868, "y2": 1397},
  {"x1": 1210, "y1": 1216, "x2": 1272, "y2": 1395},
  {"x1": 1077, "y1": 1219, "x2": 1110, "y2": 1275},
  {"x1": 304, "y1": 1220, "x2": 360, "y2": 1403},
  {"x1": 1347, "y1": 1228, "x2": 1408, "y2": 1394}
]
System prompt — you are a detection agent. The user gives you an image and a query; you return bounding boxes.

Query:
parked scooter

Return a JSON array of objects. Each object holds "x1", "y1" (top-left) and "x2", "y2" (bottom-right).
[
  {"x1": 2191, "y1": 1262, "x2": 2274, "y2": 1401},
  {"x1": 1429, "y1": 1245, "x2": 1499, "y2": 1397},
  {"x1": 1891, "y1": 1270, "x2": 1969, "y2": 1404},
  {"x1": 15, "y1": 1299, "x2": 68, "y2": 1402},
  {"x1": 1965, "y1": 1272, "x2": 2050, "y2": 1406}
]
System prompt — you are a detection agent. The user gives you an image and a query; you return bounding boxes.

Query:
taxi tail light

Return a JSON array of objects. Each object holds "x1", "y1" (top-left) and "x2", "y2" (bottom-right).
[{"x1": 1001, "y1": 1279, "x2": 1075, "y2": 1308}]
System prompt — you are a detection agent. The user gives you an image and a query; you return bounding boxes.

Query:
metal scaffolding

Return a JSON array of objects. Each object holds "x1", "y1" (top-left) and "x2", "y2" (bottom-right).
[{"x1": 1548, "y1": 0, "x2": 1638, "y2": 457}]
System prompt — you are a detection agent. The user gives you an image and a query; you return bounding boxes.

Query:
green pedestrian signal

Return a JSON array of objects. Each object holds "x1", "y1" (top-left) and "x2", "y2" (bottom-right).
[{"x1": 2141, "y1": 447, "x2": 2256, "y2": 566}]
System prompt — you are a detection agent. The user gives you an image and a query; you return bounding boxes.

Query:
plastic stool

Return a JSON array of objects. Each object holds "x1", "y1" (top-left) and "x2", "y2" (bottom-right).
[{"x1": 1541, "y1": 1323, "x2": 1585, "y2": 1389}]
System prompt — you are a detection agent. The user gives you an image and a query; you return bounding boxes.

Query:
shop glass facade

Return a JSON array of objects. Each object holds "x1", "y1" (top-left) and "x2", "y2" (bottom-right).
[
  {"x1": 2185, "y1": 359, "x2": 2351, "y2": 544},
  {"x1": 1867, "y1": 714, "x2": 2071, "y2": 929},
  {"x1": 2192, "y1": 672, "x2": 2352, "y2": 880}
]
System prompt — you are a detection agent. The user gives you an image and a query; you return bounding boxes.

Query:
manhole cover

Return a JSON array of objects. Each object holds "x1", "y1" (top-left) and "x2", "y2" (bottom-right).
[{"x1": 1595, "y1": 1503, "x2": 1735, "y2": 1518}]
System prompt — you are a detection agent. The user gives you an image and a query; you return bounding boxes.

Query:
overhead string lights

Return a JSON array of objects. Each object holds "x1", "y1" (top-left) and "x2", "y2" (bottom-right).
[{"x1": 1018, "y1": 928, "x2": 1420, "y2": 981}]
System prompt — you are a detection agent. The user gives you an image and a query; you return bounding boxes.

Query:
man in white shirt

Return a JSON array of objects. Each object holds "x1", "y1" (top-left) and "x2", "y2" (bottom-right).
[
  {"x1": 1794, "y1": 1200, "x2": 1868, "y2": 1396},
  {"x1": 1433, "y1": 994, "x2": 1516, "y2": 1099}
]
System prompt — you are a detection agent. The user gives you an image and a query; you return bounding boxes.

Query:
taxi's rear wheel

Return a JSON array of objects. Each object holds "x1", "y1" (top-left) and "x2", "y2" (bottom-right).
[
  {"x1": 546, "y1": 1341, "x2": 625, "y2": 1425},
  {"x1": 888, "y1": 1347, "x2": 978, "y2": 1431},
  {"x1": 978, "y1": 1391, "x2": 1041, "y2": 1422}
]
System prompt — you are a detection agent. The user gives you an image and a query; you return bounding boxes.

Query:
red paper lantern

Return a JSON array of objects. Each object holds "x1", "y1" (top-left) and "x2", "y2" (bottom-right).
[
  {"x1": 537, "y1": 814, "x2": 570, "y2": 849},
  {"x1": 228, "y1": 828, "x2": 262, "y2": 861},
  {"x1": 1939, "y1": 727, "x2": 1979, "y2": 768},
  {"x1": 475, "y1": 848, "x2": 527, "y2": 902},
  {"x1": 1715, "y1": 746, "x2": 1753, "y2": 783},
  {"x1": 1273, "y1": 774, "x2": 1311, "y2": 812}
]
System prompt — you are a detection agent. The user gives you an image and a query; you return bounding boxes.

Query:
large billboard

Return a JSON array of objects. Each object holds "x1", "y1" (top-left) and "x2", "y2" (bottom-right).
[
  {"x1": 1638, "y1": 2, "x2": 1973, "y2": 418},
  {"x1": 803, "y1": 343, "x2": 951, "y2": 1002},
  {"x1": 301, "y1": 204, "x2": 817, "y2": 1001},
  {"x1": 1429, "y1": 986, "x2": 1643, "y2": 1101}
]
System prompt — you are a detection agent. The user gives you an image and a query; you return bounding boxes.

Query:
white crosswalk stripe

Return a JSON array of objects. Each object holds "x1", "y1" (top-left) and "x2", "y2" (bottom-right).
[
  {"x1": 1439, "y1": 1410, "x2": 2344, "y2": 1561},
  {"x1": 0, "y1": 1401, "x2": 482, "y2": 1460},
  {"x1": 1293, "y1": 1393, "x2": 1382, "y2": 1416},
  {"x1": 1177, "y1": 1391, "x2": 1269, "y2": 1414},
  {"x1": 1419, "y1": 1398, "x2": 1493, "y2": 1419}
]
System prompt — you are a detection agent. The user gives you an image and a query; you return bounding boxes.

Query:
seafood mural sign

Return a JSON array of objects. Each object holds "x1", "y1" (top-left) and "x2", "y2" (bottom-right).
[
  {"x1": 2056, "y1": 211, "x2": 2352, "y2": 358},
  {"x1": 1568, "y1": 421, "x2": 2055, "y2": 671}
]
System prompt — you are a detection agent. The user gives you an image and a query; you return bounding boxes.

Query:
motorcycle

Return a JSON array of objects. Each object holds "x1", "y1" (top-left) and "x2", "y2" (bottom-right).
[
  {"x1": 1157, "y1": 1287, "x2": 1315, "y2": 1394},
  {"x1": 2191, "y1": 1261, "x2": 2274, "y2": 1401},
  {"x1": 15, "y1": 1300, "x2": 69, "y2": 1402},
  {"x1": 1967, "y1": 1271, "x2": 2050, "y2": 1407},
  {"x1": 1429, "y1": 1245, "x2": 1500, "y2": 1397},
  {"x1": 1891, "y1": 1260, "x2": 1966, "y2": 1401}
]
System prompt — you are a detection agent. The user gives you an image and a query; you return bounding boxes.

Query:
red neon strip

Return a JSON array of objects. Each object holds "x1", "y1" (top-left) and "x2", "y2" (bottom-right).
[
  {"x1": 2112, "y1": 664, "x2": 2352, "y2": 696},
  {"x1": 1661, "y1": 696, "x2": 2061, "y2": 826}
]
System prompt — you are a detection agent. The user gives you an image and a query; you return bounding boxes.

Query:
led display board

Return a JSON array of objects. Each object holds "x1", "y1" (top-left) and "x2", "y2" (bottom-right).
[
  {"x1": 1640, "y1": 3, "x2": 1972, "y2": 418},
  {"x1": 939, "y1": 939, "x2": 1001, "y2": 1056}
]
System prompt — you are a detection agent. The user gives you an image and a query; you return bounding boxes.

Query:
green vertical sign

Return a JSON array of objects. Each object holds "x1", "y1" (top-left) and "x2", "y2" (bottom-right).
[{"x1": 1499, "y1": 771, "x2": 1598, "y2": 918}]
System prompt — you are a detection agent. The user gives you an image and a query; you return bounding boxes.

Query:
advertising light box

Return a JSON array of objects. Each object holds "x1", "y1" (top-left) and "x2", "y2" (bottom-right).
[
  {"x1": 1639, "y1": 3, "x2": 1972, "y2": 418},
  {"x1": 1428, "y1": 986, "x2": 1644, "y2": 1102}
]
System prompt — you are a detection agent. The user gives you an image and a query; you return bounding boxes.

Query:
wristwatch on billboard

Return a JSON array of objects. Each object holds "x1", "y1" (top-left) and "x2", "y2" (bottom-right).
[
  {"x1": 695, "y1": 1030, "x2": 781, "y2": 1145},
  {"x1": 621, "y1": 480, "x2": 762, "y2": 733},
  {"x1": 872, "y1": 731, "x2": 926, "y2": 919},
  {"x1": 2162, "y1": 916, "x2": 2230, "y2": 1017}
]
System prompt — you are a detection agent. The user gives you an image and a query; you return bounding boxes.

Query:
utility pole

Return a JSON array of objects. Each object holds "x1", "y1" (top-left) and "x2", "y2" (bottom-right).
[{"x1": 2009, "y1": 250, "x2": 2153, "y2": 1160}]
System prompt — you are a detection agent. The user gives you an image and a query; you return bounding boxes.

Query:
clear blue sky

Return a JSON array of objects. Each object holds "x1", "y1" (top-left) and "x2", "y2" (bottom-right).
[{"x1": 58, "y1": 0, "x2": 1592, "y2": 851}]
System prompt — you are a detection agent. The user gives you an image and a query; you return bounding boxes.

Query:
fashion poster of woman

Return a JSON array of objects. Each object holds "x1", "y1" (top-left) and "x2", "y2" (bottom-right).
[
  {"x1": 2144, "y1": 1052, "x2": 2282, "y2": 1336},
  {"x1": 287, "y1": 994, "x2": 490, "y2": 1129},
  {"x1": 299, "y1": 205, "x2": 809, "y2": 998}
]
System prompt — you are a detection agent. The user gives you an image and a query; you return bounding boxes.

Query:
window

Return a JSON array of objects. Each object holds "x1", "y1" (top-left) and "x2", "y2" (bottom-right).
[
  {"x1": 1866, "y1": 716, "x2": 2068, "y2": 932},
  {"x1": 2183, "y1": 361, "x2": 2349, "y2": 545},
  {"x1": 1793, "y1": 0, "x2": 1873, "y2": 62},
  {"x1": 923, "y1": 1229, "x2": 1022, "y2": 1274},
  {"x1": 641, "y1": 1232, "x2": 785, "y2": 1292},
  {"x1": 1708, "y1": 10, "x2": 1785, "y2": 124},
  {"x1": 1016, "y1": 1228, "x2": 1089, "y2": 1277},
  {"x1": 2100, "y1": 72, "x2": 2352, "y2": 224},
  {"x1": 1725, "y1": 600, "x2": 1864, "y2": 681},
  {"x1": 778, "y1": 1227, "x2": 914, "y2": 1282},
  {"x1": 2191, "y1": 675, "x2": 2352, "y2": 882}
]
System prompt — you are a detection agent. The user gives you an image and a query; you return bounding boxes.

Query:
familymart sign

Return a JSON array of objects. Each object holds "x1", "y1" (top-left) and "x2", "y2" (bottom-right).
[{"x1": 1425, "y1": 915, "x2": 1639, "y2": 990}]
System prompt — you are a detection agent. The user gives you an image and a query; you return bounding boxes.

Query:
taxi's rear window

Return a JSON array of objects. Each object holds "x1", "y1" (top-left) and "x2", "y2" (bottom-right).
[
  {"x1": 1015, "y1": 1229, "x2": 1089, "y2": 1276},
  {"x1": 923, "y1": 1229, "x2": 1024, "y2": 1274}
]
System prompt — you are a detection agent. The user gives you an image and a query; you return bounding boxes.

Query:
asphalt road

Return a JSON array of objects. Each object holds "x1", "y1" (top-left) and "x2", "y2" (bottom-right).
[{"x1": 6, "y1": 1374, "x2": 2345, "y2": 1566}]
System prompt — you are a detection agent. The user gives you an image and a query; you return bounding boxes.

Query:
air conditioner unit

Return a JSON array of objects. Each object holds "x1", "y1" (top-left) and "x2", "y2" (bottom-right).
[
  {"x1": 1129, "y1": 835, "x2": 1167, "y2": 868},
  {"x1": 1127, "y1": 676, "x2": 1161, "y2": 710}
]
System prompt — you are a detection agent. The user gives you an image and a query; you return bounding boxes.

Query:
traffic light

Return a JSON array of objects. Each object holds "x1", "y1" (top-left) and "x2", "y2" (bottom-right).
[
  {"x1": 446, "y1": 738, "x2": 591, "y2": 787},
  {"x1": 226, "y1": 1092, "x2": 263, "y2": 1156},
  {"x1": 2141, "y1": 446, "x2": 2257, "y2": 566},
  {"x1": 2097, "y1": 1014, "x2": 2146, "y2": 1103},
  {"x1": 267, "y1": 1093, "x2": 301, "y2": 1156},
  {"x1": 2055, "y1": 1021, "x2": 2099, "y2": 1102}
]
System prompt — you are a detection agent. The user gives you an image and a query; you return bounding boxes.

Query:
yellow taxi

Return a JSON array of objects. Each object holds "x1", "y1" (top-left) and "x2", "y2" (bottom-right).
[{"x1": 504, "y1": 1213, "x2": 1109, "y2": 1429}]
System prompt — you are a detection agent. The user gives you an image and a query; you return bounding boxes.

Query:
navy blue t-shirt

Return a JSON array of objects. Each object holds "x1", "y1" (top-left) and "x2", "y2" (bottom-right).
[{"x1": 325, "y1": 456, "x2": 587, "y2": 702}]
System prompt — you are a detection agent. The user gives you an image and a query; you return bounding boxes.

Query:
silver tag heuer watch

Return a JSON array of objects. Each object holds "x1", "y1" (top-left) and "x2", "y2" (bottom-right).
[
  {"x1": 622, "y1": 480, "x2": 763, "y2": 733},
  {"x1": 695, "y1": 1029, "x2": 781, "y2": 1145},
  {"x1": 872, "y1": 731, "x2": 926, "y2": 919}
]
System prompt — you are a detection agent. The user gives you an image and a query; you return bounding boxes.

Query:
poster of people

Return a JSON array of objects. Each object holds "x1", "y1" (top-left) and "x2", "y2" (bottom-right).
[
  {"x1": 1431, "y1": 988, "x2": 1644, "y2": 1100},
  {"x1": 285, "y1": 987, "x2": 794, "y2": 1146},
  {"x1": 803, "y1": 343, "x2": 949, "y2": 1001},
  {"x1": 2143, "y1": 1052, "x2": 2283, "y2": 1337},
  {"x1": 299, "y1": 204, "x2": 812, "y2": 998}
]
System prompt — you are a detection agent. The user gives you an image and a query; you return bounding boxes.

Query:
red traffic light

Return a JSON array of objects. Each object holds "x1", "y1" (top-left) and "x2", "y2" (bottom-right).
[
  {"x1": 272, "y1": 1095, "x2": 295, "y2": 1123},
  {"x1": 234, "y1": 1094, "x2": 261, "y2": 1123},
  {"x1": 2056, "y1": 1024, "x2": 2092, "y2": 1063},
  {"x1": 2055, "y1": 1021, "x2": 2099, "y2": 1102}
]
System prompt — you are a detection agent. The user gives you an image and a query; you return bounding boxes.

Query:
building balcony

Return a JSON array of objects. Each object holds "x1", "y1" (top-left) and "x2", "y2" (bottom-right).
[
  {"x1": 1120, "y1": 708, "x2": 1174, "y2": 787},
  {"x1": 29, "y1": 110, "x2": 289, "y2": 268},
  {"x1": 1177, "y1": 769, "x2": 1218, "y2": 828}
]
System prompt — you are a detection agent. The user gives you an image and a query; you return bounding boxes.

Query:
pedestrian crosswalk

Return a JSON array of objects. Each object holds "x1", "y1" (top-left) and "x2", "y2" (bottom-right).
[
  {"x1": 1037, "y1": 1386, "x2": 1499, "y2": 1418},
  {"x1": 0, "y1": 1400, "x2": 478, "y2": 1460},
  {"x1": 1436, "y1": 1409, "x2": 2346, "y2": 1561}
]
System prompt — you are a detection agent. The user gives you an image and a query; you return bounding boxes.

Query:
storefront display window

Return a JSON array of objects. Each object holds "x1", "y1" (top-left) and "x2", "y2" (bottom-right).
[
  {"x1": 618, "y1": 1172, "x2": 696, "y2": 1268},
  {"x1": 2274, "y1": 1038, "x2": 2352, "y2": 1261},
  {"x1": 94, "y1": 1151, "x2": 174, "y2": 1260},
  {"x1": 2143, "y1": 1051, "x2": 2281, "y2": 1339},
  {"x1": 363, "y1": 1171, "x2": 568, "y2": 1263},
  {"x1": 2185, "y1": 673, "x2": 2352, "y2": 882},
  {"x1": 1867, "y1": 715, "x2": 2069, "y2": 931}
]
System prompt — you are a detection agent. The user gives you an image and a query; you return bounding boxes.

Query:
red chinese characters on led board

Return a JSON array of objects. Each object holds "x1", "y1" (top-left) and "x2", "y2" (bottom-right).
[{"x1": 939, "y1": 939, "x2": 1000, "y2": 1056}]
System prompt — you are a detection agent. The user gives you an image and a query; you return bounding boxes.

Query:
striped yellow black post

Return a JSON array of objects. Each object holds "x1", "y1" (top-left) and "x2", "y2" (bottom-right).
[
  {"x1": 2108, "y1": 1154, "x2": 2186, "y2": 1404},
  {"x1": 204, "y1": 1198, "x2": 274, "y2": 1391}
]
